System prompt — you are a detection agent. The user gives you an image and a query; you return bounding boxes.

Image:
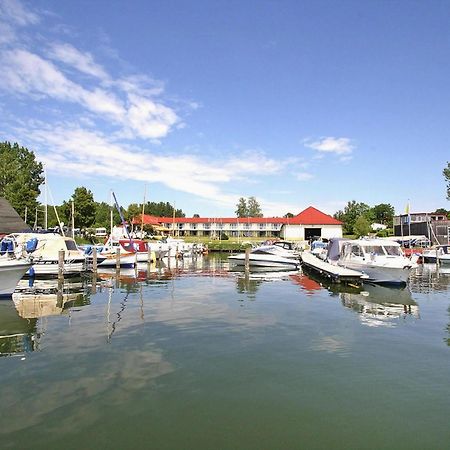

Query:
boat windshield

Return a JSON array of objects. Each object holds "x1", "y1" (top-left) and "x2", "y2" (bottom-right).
[
  {"x1": 65, "y1": 240, "x2": 79, "y2": 251},
  {"x1": 384, "y1": 245, "x2": 402, "y2": 256},
  {"x1": 362, "y1": 245, "x2": 385, "y2": 256}
]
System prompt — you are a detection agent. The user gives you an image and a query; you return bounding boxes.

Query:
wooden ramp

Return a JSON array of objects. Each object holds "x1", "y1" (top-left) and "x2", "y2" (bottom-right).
[{"x1": 300, "y1": 251, "x2": 365, "y2": 284}]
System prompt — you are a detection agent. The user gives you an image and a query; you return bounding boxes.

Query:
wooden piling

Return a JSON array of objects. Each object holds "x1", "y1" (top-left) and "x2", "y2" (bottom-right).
[
  {"x1": 115, "y1": 247, "x2": 121, "y2": 271},
  {"x1": 244, "y1": 247, "x2": 250, "y2": 272},
  {"x1": 58, "y1": 249, "x2": 65, "y2": 279},
  {"x1": 92, "y1": 247, "x2": 98, "y2": 273}
]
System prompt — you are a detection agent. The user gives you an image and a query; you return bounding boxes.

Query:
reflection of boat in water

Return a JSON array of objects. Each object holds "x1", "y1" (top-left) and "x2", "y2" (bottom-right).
[
  {"x1": 0, "y1": 299, "x2": 38, "y2": 356},
  {"x1": 340, "y1": 284, "x2": 419, "y2": 327},
  {"x1": 228, "y1": 250, "x2": 300, "y2": 270},
  {"x1": 12, "y1": 277, "x2": 87, "y2": 319},
  {"x1": 409, "y1": 263, "x2": 450, "y2": 293}
]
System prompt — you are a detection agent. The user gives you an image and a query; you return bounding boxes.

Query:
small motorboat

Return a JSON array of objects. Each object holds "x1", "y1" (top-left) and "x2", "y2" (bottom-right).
[{"x1": 421, "y1": 246, "x2": 450, "y2": 264}]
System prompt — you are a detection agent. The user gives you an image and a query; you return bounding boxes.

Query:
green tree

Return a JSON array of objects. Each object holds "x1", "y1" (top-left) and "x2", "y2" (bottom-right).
[
  {"x1": 353, "y1": 215, "x2": 371, "y2": 237},
  {"x1": 444, "y1": 162, "x2": 450, "y2": 200},
  {"x1": 284, "y1": 212, "x2": 294, "y2": 218},
  {"x1": 371, "y1": 203, "x2": 395, "y2": 226},
  {"x1": 235, "y1": 197, "x2": 248, "y2": 218},
  {"x1": 126, "y1": 203, "x2": 142, "y2": 221},
  {"x1": 247, "y1": 196, "x2": 263, "y2": 217},
  {"x1": 0, "y1": 141, "x2": 44, "y2": 220},
  {"x1": 144, "y1": 201, "x2": 184, "y2": 217},
  {"x1": 62, "y1": 187, "x2": 96, "y2": 228},
  {"x1": 334, "y1": 200, "x2": 372, "y2": 235}
]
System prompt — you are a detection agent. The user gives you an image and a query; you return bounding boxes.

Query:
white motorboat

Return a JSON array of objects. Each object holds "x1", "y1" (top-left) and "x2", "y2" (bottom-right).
[
  {"x1": 421, "y1": 246, "x2": 450, "y2": 264},
  {"x1": 2, "y1": 233, "x2": 86, "y2": 276},
  {"x1": 0, "y1": 257, "x2": 32, "y2": 297},
  {"x1": 327, "y1": 238, "x2": 414, "y2": 285}
]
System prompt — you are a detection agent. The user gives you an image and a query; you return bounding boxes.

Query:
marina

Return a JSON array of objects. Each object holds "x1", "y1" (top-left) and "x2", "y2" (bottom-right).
[{"x1": 0, "y1": 254, "x2": 449, "y2": 449}]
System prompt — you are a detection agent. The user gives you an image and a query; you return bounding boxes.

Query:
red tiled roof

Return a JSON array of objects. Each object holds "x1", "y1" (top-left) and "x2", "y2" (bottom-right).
[
  {"x1": 289, "y1": 206, "x2": 342, "y2": 225},
  {"x1": 133, "y1": 206, "x2": 342, "y2": 226}
]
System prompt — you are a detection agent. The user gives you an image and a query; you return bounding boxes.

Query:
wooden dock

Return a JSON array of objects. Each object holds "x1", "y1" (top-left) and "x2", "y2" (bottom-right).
[{"x1": 300, "y1": 251, "x2": 366, "y2": 284}]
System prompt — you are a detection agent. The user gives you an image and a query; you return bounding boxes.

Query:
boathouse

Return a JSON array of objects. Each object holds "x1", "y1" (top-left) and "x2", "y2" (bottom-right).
[
  {"x1": 0, "y1": 197, "x2": 30, "y2": 237},
  {"x1": 133, "y1": 206, "x2": 343, "y2": 241},
  {"x1": 394, "y1": 212, "x2": 450, "y2": 245}
]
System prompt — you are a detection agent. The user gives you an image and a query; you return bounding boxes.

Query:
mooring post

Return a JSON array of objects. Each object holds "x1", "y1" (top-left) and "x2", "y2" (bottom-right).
[
  {"x1": 92, "y1": 247, "x2": 98, "y2": 273},
  {"x1": 245, "y1": 247, "x2": 250, "y2": 272},
  {"x1": 58, "y1": 249, "x2": 65, "y2": 279},
  {"x1": 116, "y1": 247, "x2": 121, "y2": 271}
]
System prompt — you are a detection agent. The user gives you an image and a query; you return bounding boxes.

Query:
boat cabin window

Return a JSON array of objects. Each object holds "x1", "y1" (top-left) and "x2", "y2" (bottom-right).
[
  {"x1": 384, "y1": 245, "x2": 401, "y2": 256},
  {"x1": 350, "y1": 244, "x2": 364, "y2": 257},
  {"x1": 363, "y1": 245, "x2": 385, "y2": 255},
  {"x1": 65, "y1": 240, "x2": 79, "y2": 251}
]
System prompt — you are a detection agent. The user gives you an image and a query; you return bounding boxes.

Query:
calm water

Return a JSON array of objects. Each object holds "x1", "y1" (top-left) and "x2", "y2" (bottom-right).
[{"x1": 1, "y1": 255, "x2": 449, "y2": 449}]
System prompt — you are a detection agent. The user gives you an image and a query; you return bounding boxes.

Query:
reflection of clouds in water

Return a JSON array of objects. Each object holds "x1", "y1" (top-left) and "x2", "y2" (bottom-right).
[
  {"x1": 0, "y1": 347, "x2": 173, "y2": 435},
  {"x1": 146, "y1": 277, "x2": 278, "y2": 330},
  {"x1": 310, "y1": 335, "x2": 350, "y2": 356}
]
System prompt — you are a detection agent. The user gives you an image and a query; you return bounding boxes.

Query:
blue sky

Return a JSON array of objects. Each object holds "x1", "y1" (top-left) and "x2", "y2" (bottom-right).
[{"x1": 1, "y1": 0, "x2": 449, "y2": 217}]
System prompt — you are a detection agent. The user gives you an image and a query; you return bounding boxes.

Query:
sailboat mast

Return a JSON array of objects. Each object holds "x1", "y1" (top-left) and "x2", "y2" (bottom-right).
[
  {"x1": 44, "y1": 167, "x2": 48, "y2": 230},
  {"x1": 71, "y1": 200, "x2": 75, "y2": 239},
  {"x1": 141, "y1": 184, "x2": 146, "y2": 237}
]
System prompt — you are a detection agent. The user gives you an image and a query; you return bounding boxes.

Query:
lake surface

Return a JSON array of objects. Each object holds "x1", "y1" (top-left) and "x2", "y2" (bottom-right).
[{"x1": 1, "y1": 255, "x2": 449, "y2": 449}]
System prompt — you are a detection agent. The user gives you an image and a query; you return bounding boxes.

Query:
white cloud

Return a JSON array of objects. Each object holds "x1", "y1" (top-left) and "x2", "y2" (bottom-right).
[
  {"x1": 48, "y1": 43, "x2": 110, "y2": 80},
  {"x1": 305, "y1": 137, "x2": 355, "y2": 155},
  {"x1": 0, "y1": 0, "x2": 39, "y2": 26},
  {"x1": 14, "y1": 120, "x2": 305, "y2": 213}
]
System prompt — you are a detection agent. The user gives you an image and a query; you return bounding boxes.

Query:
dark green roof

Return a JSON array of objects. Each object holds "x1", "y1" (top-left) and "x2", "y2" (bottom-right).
[{"x1": 0, "y1": 198, "x2": 31, "y2": 234}]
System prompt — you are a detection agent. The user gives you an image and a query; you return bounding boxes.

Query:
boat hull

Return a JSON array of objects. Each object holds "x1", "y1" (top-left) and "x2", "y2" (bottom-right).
[
  {"x1": 97, "y1": 253, "x2": 136, "y2": 268},
  {"x1": 27, "y1": 259, "x2": 86, "y2": 276},
  {"x1": 338, "y1": 262, "x2": 411, "y2": 285},
  {"x1": 0, "y1": 260, "x2": 32, "y2": 297}
]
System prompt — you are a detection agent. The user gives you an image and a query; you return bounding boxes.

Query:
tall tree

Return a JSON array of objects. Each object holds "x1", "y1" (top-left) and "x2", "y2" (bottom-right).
[
  {"x1": 62, "y1": 187, "x2": 96, "y2": 228},
  {"x1": 0, "y1": 141, "x2": 44, "y2": 220},
  {"x1": 444, "y1": 162, "x2": 450, "y2": 200},
  {"x1": 334, "y1": 200, "x2": 372, "y2": 235},
  {"x1": 247, "y1": 196, "x2": 263, "y2": 217},
  {"x1": 284, "y1": 212, "x2": 294, "y2": 218},
  {"x1": 353, "y1": 215, "x2": 371, "y2": 237},
  {"x1": 235, "y1": 197, "x2": 248, "y2": 218},
  {"x1": 371, "y1": 203, "x2": 395, "y2": 226}
]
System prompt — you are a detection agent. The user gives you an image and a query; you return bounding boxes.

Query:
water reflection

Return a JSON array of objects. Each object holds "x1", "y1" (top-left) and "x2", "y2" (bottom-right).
[
  {"x1": 409, "y1": 263, "x2": 450, "y2": 293},
  {"x1": 0, "y1": 300, "x2": 37, "y2": 356},
  {"x1": 340, "y1": 284, "x2": 419, "y2": 327}
]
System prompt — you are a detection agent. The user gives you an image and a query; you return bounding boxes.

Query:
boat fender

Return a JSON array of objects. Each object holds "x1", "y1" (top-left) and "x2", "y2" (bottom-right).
[
  {"x1": 26, "y1": 238, "x2": 38, "y2": 253},
  {"x1": 28, "y1": 266, "x2": 35, "y2": 278}
]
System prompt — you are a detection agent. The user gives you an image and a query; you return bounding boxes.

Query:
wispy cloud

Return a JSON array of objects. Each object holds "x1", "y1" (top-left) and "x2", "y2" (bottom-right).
[
  {"x1": 0, "y1": 0, "x2": 39, "y2": 26},
  {"x1": 305, "y1": 137, "x2": 355, "y2": 156},
  {"x1": 48, "y1": 42, "x2": 110, "y2": 81},
  {"x1": 296, "y1": 172, "x2": 314, "y2": 181},
  {"x1": 16, "y1": 121, "x2": 295, "y2": 211}
]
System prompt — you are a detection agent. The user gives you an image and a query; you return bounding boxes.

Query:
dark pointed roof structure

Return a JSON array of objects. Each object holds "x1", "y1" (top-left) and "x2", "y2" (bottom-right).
[{"x1": 0, "y1": 197, "x2": 31, "y2": 236}]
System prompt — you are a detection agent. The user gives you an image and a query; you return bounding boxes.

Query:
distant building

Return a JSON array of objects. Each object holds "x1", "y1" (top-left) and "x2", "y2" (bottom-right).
[
  {"x1": 393, "y1": 212, "x2": 450, "y2": 245},
  {"x1": 133, "y1": 206, "x2": 343, "y2": 241},
  {"x1": 0, "y1": 197, "x2": 30, "y2": 237},
  {"x1": 371, "y1": 223, "x2": 387, "y2": 231}
]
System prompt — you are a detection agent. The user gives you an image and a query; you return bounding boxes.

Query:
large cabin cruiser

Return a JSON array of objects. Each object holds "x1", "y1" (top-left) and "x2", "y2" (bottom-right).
[{"x1": 327, "y1": 238, "x2": 414, "y2": 285}]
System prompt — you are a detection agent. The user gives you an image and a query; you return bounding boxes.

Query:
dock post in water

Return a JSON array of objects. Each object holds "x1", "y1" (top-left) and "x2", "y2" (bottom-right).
[
  {"x1": 58, "y1": 249, "x2": 65, "y2": 279},
  {"x1": 245, "y1": 247, "x2": 250, "y2": 272},
  {"x1": 116, "y1": 247, "x2": 121, "y2": 271},
  {"x1": 92, "y1": 247, "x2": 98, "y2": 273}
]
